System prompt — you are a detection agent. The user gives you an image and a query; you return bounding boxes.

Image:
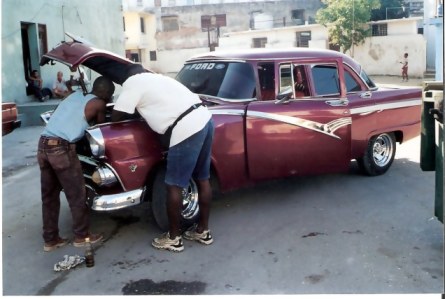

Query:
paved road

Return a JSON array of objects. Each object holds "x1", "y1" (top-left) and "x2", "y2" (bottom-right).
[{"x1": 2, "y1": 123, "x2": 443, "y2": 296}]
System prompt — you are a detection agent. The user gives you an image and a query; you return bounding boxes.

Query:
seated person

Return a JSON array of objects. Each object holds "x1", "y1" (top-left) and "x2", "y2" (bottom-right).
[
  {"x1": 28, "y1": 70, "x2": 52, "y2": 102},
  {"x1": 293, "y1": 66, "x2": 308, "y2": 97},
  {"x1": 52, "y1": 71, "x2": 71, "y2": 99},
  {"x1": 67, "y1": 66, "x2": 90, "y2": 92}
]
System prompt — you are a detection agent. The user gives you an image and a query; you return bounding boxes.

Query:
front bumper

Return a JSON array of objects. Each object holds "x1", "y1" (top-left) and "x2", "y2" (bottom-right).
[{"x1": 87, "y1": 186, "x2": 145, "y2": 211}]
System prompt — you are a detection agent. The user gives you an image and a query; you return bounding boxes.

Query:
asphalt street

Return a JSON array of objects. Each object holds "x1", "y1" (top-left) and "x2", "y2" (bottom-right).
[{"x1": 1, "y1": 119, "x2": 443, "y2": 296}]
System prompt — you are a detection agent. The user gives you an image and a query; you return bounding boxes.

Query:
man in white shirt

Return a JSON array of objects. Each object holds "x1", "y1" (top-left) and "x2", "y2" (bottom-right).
[
  {"x1": 111, "y1": 64, "x2": 214, "y2": 252},
  {"x1": 52, "y1": 71, "x2": 70, "y2": 99}
]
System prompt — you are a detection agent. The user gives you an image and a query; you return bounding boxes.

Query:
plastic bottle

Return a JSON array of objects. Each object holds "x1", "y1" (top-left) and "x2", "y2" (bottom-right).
[{"x1": 84, "y1": 237, "x2": 95, "y2": 268}]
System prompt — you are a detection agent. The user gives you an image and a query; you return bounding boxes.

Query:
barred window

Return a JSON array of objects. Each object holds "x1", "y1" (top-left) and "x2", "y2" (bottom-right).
[
  {"x1": 296, "y1": 31, "x2": 311, "y2": 47},
  {"x1": 150, "y1": 51, "x2": 157, "y2": 61},
  {"x1": 140, "y1": 17, "x2": 145, "y2": 33},
  {"x1": 371, "y1": 24, "x2": 387, "y2": 36},
  {"x1": 252, "y1": 37, "x2": 267, "y2": 48},
  {"x1": 162, "y1": 16, "x2": 179, "y2": 32}
]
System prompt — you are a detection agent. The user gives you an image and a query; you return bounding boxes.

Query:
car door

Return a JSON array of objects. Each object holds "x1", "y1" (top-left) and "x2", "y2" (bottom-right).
[{"x1": 246, "y1": 60, "x2": 352, "y2": 180}]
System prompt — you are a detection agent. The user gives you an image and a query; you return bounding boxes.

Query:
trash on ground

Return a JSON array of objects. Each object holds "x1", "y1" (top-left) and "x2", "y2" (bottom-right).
[{"x1": 54, "y1": 255, "x2": 85, "y2": 272}]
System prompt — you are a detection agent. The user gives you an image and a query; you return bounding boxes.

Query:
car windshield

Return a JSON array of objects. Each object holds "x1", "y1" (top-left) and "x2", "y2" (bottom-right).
[{"x1": 176, "y1": 61, "x2": 256, "y2": 100}]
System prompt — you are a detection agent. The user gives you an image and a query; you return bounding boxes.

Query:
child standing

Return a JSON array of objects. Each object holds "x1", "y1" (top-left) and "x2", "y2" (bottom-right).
[{"x1": 400, "y1": 53, "x2": 409, "y2": 82}]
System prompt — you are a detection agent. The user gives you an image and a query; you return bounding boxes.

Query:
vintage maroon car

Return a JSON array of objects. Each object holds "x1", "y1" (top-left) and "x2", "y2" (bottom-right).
[
  {"x1": 2, "y1": 102, "x2": 21, "y2": 136},
  {"x1": 40, "y1": 39, "x2": 422, "y2": 230}
]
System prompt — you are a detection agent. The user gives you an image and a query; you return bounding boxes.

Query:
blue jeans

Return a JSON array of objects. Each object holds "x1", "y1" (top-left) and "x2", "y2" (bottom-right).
[{"x1": 165, "y1": 120, "x2": 214, "y2": 188}]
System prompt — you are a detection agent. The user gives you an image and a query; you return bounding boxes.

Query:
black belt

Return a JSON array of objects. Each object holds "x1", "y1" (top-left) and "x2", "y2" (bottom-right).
[
  {"x1": 168, "y1": 103, "x2": 203, "y2": 134},
  {"x1": 40, "y1": 136, "x2": 72, "y2": 146}
]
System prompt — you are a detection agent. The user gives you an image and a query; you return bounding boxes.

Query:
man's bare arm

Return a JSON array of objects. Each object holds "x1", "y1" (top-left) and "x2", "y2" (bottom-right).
[{"x1": 111, "y1": 110, "x2": 133, "y2": 122}]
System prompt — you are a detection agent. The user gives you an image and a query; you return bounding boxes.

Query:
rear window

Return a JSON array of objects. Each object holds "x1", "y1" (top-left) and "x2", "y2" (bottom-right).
[
  {"x1": 311, "y1": 64, "x2": 340, "y2": 96},
  {"x1": 176, "y1": 62, "x2": 256, "y2": 100}
]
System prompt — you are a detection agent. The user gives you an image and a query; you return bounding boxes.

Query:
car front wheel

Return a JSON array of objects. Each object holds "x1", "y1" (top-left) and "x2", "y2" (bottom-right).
[
  {"x1": 151, "y1": 167, "x2": 200, "y2": 231},
  {"x1": 357, "y1": 132, "x2": 396, "y2": 176}
]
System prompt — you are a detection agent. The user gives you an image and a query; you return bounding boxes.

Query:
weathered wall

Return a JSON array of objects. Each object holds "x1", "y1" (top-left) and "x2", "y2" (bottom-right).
[
  {"x1": 2, "y1": 0, "x2": 124, "y2": 104},
  {"x1": 353, "y1": 35, "x2": 426, "y2": 78},
  {"x1": 155, "y1": 0, "x2": 322, "y2": 50},
  {"x1": 214, "y1": 20, "x2": 427, "y2": 77}
]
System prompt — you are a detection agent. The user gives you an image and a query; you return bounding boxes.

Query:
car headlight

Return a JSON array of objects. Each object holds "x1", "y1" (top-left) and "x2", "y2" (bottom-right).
[
  {"x1": 86, "y1": 128, "x2": 105, "y2": 158},
  {"x1": 92, "y1": 166, "x2": 118, "y2": 186}
]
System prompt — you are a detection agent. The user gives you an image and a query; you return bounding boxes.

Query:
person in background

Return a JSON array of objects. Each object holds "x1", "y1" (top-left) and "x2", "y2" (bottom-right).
[
  {"x1": 400, "y1": 53, "x2": 409, "y2": 82},
  {"x1": 68, "y1": 66, "x2": 90, "y2": 91},
  {"x1": 38, "y1": 76, "x2": 115, "y2": 252},
  {"x1": 111, "y1": 64, "x2": 214, "y2": 253},
  {"x1": 28, "y1": 70, "x2": 52, "y2": 102},
  {"x1": 52, "y1": 71, "x2": 71, "y2": 99}
]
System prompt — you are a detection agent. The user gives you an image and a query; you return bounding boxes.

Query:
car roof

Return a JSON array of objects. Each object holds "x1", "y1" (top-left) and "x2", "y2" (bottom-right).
[
  {"x1": 40, "y1": 37, "x2": 136, "y2": 85},
  {"x1": 186, "y1": 48, "x2": 362, "y2": 73}
]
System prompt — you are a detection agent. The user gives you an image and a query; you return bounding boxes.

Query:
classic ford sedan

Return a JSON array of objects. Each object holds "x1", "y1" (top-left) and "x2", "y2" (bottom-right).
[{"x1": 40, "y1": 39, "x2": 421, "y2": 230}]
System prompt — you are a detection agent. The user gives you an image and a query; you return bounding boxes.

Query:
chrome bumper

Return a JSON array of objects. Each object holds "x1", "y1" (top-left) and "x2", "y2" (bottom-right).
[{"x1": 89, "y1": 187, "x2": 145, "y2": 211}]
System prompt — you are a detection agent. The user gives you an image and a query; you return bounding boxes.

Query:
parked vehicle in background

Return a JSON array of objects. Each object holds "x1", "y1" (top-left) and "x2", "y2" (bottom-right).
[
  {"x1": 2, "y1": 103, "x2": 21, "y2": 136},
  {"x1": 40, "y1": 37, "x2": 422, "y2": 230}
]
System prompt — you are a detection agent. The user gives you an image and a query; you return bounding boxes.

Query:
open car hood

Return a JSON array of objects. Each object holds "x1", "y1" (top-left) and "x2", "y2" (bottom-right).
[{"x1": 40, "y1": 36, "x2": 136, "y2": 85}]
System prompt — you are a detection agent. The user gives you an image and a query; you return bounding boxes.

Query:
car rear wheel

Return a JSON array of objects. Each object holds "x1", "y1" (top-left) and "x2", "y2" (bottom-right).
[
  {"x1": 151, "y1": 167, "x2": 200, "y2": 231},
  {"x1": 357, "y1": 132, "x2": 396, "y2": 176}
]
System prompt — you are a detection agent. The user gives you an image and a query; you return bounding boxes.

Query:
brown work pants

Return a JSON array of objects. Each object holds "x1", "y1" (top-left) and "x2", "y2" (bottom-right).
[{"x1": 37, "y1": 137, "x2": 89, "y2": 243}]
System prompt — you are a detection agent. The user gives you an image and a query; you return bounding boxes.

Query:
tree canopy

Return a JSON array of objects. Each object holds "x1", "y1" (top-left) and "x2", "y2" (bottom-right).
[
  {"x1": 371, "y1": 0, "x2": 408, "y2": 21},
  {"x1": 316, "y1": 0, "x2": 380, "y2": 55}
]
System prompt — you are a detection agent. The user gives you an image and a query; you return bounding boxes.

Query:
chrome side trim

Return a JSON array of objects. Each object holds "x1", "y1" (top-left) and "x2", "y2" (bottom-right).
[
  {"x1": 210, "y1": 109, "x2": 351, "y2": 139},
  {"x1": 91, "y1": 188, "x2": 145, "y2": 211},
  {"x1": 247, "y1": 111, "x2": 351, "y2": 139},
  {"x1": 351, "y1": 99, "x2": 421, "y2": 115},
  {"x1": 210, "y1": 109, "x2": 245, "y2": 116}
]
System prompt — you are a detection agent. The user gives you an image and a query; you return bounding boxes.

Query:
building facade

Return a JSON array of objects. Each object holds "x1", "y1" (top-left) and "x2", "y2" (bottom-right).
[
  {"x1": 2, "y1": 0, "x2": 125, "y2": 105},
  {"x1": 123, "y1": 0, "x2": 323, "y2": 74}
]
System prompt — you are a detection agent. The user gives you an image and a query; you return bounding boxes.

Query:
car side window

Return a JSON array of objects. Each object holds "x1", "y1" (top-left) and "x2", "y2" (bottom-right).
[
  {"x1": 279, "y1": 64, "x2": 293, "y2": 93},
  {"x1": 292, "y1": 64, "x2": 309, "y2": 97},
  {"x1": 311, "y1": 64, "x2": 340, "y2": 96},
  {"x1": 344, "y1": 71, "x2": 362, "y2": 93},
  {"x1": 258, "y1": 63, "x2": 275, "y2": 101},
  {"x1": 279, "y1": 63, "x2": 310, "y2": 98}
]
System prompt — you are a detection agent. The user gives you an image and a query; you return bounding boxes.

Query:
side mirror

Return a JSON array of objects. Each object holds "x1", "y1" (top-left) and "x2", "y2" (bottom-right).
[{"x1": 275, "y1": 86, "x2": 293, "y2": 104}]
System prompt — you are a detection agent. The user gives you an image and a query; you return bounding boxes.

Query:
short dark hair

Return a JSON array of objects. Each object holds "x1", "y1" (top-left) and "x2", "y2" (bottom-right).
[{"x1": 92, "y1": 76, "x2": 115, "y2": 99}]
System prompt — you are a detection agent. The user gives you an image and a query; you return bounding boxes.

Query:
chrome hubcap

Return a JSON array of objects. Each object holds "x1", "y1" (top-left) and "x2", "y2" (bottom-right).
[
  {"x1": 181, "y1": 179, "x2": 199, "y2": 219},
  {"x1": 372, "y1": 134, "x2": 394, "y2": 167}
]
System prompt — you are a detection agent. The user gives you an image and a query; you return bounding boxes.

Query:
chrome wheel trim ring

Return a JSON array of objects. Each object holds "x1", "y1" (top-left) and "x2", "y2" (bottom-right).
[
  {"x1": 181, "y1": 179, "x2": 199, "y2": 219},
  {"x1": 372, "y1": 133, "x2": 394, "y2": 167}
]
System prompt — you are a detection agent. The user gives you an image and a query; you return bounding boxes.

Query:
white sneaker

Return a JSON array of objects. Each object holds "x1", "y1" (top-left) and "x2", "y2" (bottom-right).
[
  {"x1": 183, "y1": 225, "x2": 213, "y2": 245},
  {"x1": 152, "y1": 232, "x2": 184, "y2": 252}
]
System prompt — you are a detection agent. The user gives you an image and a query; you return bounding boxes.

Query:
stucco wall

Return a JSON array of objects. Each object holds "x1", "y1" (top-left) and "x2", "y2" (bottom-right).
[
  {"x1": 156, "y1": 0, "x2": 322, "y2": 50},
  {"x1": 215, "y1": 20, "x2": 426, "y2": 77},
  {"x1": 150, "y1": 47, "x2": 211, "y2": 75},
  {"x1": 353, "y1": 35, "x2": 426, "y2": 78},
  {"x1": 2, "y1": 0, "x2": 124, "y2": 104}
]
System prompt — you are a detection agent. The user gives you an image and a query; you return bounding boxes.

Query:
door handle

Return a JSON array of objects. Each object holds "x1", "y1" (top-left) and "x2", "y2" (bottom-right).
[
  {"x1": 325, "y1": 99, "x2": 349, "y2": 106},
  {"x1": 360, "y1": 91, "x2": 372, "y2": 99}
]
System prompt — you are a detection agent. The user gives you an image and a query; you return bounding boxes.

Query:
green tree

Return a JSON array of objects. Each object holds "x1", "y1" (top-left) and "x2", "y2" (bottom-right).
[
  {"x1": 371, "y1": 0, "x2": 408, "y2": 21},
  {"x1": 316, "y1": 0, "x2": 380, "y2": 55}
]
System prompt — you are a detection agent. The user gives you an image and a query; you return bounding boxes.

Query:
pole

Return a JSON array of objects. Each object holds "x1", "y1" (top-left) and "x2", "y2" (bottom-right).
[{"x1": 352, "y1": 0, "x2": 355, "y2": 57}]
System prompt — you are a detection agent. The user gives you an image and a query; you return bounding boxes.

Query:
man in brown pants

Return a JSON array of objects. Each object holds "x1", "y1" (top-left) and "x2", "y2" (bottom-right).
[{"x1": 38, "y1": 76, "x2": 114, "y2": 252}]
